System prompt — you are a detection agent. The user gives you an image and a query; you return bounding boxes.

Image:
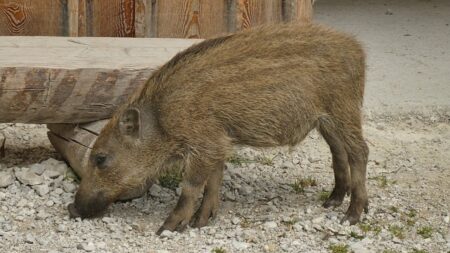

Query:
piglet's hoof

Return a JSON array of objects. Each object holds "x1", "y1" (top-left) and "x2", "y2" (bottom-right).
[{"x1": 68, "y1": 203, "x2": 81, "y2": 218}]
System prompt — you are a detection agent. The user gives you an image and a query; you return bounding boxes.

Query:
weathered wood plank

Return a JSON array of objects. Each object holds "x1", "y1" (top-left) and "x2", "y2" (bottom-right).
[
  {"x1": 236, "y1": 0, "x2": 283, "y2": 30},
  {"x1": 283, "y1": 0, "x2": 313, "y2": 23},
  {"x1": 135, "y1": 0, "x2": 152, "y2": 37},
  {"x1": 47, "y1": 120, "x2": 108, "y2": 178},
  {"x1": 0, "y1": 37, "x2": 201, "y2": 123},
  {"x1": 67, "y1": 0, "x2": 79, "y2": 37},
  {"x1": 155, "y1": 0, "x2": 228, "y2": 38},
  {"x1": 0, "y1": 0, "x2": 68, "y2": 36},
  {"x1": 86, "y1": 0, "x2": 135, "y2": 37}
]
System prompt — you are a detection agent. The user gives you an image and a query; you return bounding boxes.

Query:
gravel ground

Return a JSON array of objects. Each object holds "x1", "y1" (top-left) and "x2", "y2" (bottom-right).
[{"x1": 1, "y1": 111, "x2": 449, "y2": 253}]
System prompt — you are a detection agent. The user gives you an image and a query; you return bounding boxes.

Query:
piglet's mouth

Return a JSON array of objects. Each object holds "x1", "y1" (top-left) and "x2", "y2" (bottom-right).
[
  {"x1": 68, "y1": 203, "x2": 81, "y2": 218},
  {"x1": 67, "y1": 202, "x2": 110, "y2": 219}
]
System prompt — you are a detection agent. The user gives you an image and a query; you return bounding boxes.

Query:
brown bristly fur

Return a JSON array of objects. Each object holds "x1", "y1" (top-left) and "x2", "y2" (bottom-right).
[{"x1": 70, "y1": 23, "x2": 369, "y2": 234}]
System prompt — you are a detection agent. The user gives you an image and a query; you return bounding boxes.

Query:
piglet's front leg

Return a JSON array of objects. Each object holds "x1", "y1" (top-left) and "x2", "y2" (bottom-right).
[
  {"x1": 156, "y1": 157, "x2": 219, "y2": 234},
  {"x1": 156, "y1": 180, "x2": 204, "y2": 234}
]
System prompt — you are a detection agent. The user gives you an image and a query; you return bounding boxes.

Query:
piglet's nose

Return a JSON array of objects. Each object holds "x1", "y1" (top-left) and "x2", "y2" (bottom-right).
[{"x1": 68, "y1": 203, "x2": 81, "y2": 218}]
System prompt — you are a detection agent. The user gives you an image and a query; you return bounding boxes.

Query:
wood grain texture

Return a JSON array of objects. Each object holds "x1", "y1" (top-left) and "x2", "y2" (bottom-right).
[
  {"x1": 283, "y1": 0, "x2": 313, "y2": 23},
  {"x1": 0, "y1": 37, "x2": 200, "y2": 123},
  {"x1": 134, "y1": 0, "x2": 152, "y2": 37},
  {"x1": 86, "y1": 0, "x2": 135, "y2": 37},
  {"x1": 0, "y1": 0, "x2": 68, "y2": 36},
  {"x1": 68, "y1": 0, "x2": 79, "y2": 36},
  {"x1": 155, "y1": 0, "x2": 228, "y2": 38},
  {"x1": 47, "y1": 120, "x2": 108, "y2": 178},
  {"x1": 236, "y1": 0, "x2": 283, "y2": 30}
]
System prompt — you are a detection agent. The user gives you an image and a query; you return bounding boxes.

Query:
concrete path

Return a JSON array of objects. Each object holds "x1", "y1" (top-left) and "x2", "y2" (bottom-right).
[{"x1": 315, "y1": 0, "x2": 450, "y2": 115}]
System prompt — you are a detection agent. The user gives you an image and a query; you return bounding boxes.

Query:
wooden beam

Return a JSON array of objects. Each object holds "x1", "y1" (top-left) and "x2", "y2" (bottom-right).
[
  {"x1": 297, "y1": 0, "x2": 313, "y2": 23},
  {"x1": 47, "y1": 120, "x2": 108, "y2": 178},
  {"x1": 0, "y1": 36, "x2": 201, "y2": 123},
  {"x1": 283, "y1": 0, "x2": 313, "y2": 23}
]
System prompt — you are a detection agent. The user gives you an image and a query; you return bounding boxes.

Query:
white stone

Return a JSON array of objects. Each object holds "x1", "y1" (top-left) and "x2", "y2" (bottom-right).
[
  {"x1": 62, "y1": 181, "x2": 77, "y2": 193},
  {"x1": 15, "y1": 167, "x2": 44, "y2": 186},
  {"x1": 78, "y1": 242, "x2": 96, "y2": 252},
  {"x1": 232, "y1": 217, "x2": 240, "y2": 225},
  {"x1": 232, "y1": 240, "x2": 249, "y2": 251},
  {"x1": 312, "y1": 216, "x2": 325, "y2": 224},
  {"x1": 149, "y1": 184, "x2": 163, "y2": 197},
  {"x1": 0, "y1": 169, "x2": 15, "y2": 188},
  {"x1": 29, "y1": 163, "x2": 46, "y2": 175},
  {"x1": 33, "y1": 184, "x2": 49, "y2": 196},
  {"x1": 160, "y1": 230, "x2": 174, "y2": 239},
  {"x1": 264, "y1": 221, "x2": 278, "y2": 229}
]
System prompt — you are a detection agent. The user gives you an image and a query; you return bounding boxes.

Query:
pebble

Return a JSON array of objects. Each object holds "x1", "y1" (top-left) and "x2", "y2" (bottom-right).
[
  {"x1": 14, "y1": 168, "x2": 44, "y2": 186},
  {"x1": 232, "y1": 217, "x2": 240, "y2": 225},
  {"x1": 62, "y1": 181, "x2": 77, "y2": 193},
  {"x1": 24, "y1": 233, "x2": 35, "y2": 244},
  {"x1": 159, "y1": 230, "x2": 174, "y2": 239},
  {"x1": 33, "y1": 184, "x2": 50, "y2": 196},
  {"x1": 97, "y1": 241, "x2": 107, "y2": 249},
  {"x1": 29, "y1": 163, "x2": 47, "y2": 175},
  {"x1": 232, "y1": 240, "x2": 249, "y2": 251},
  {"x1": 0, "y1": 169, "x2": 15, "y2": 188},
  {"x1": 36, "y1": 209, "x2": 50, "y2": 220},
  {"x1": 149, "y1": 184, "x2": 163, "y2": 197},
  {"x1": 77, "y1": 242, "x2": 96, "y2": 252},
  {"x1": 239, "y1": 185, "x2": 253, "y2": 195},
  {"x1": 224, "y1": 191, "x2": 236, "y2": 201},
  {"x1": 264, "y1": 221, "x2": 278, "y2": 229},
  {"x1": 57, "y1": 224, "x2": 67, "y2": 232}
]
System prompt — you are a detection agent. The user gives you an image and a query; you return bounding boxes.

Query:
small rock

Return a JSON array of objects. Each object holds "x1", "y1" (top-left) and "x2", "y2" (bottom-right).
[
  {"x1": 232, "y1": 217, "x2": 240, "y2": 225},
  {"x1": 351, "y1": 238, "x2": 374, "y2": 253},
  {"x1": 33, "y1": 184, "x2": 50, "y2": 196},
  {"x1": 16, "y1": 198, "x2": 28, "y2": 207},
  {"x1": 232, "y1": 240, "x2": 249, "y2": 251},
  {"x1": 57, "y1": 224, "x2": 67, "y2": 232},
  {"x1": 62, "y1": 181, "x2": 76, "y2": 193},
  {"x1": 0, "y1": 169, "x2": 15, "y2": 188},
  {"x1": 77, "y1": 242, "x2": 96, "y2": 252},
  {"x1": 239, "y1": 185, "x2": 253, "y2": 196},
  {"x1": 312, "y1": 216, "x2": 325, "y2": 224},
  {"x1": 308, "y1": 156, "x2": 320, "y2": 163},
  {"x1": 36, "y1": 209, "x2": 50, "y2": 220},
  {"x1": 102, "y1": 217, "x2": 115, "y2": 224},
  {"x1": 97, "y1": 241, "x2": 107, "y2": 249},
  {"x1": 15, "y1": 167, "x2": 44, "y2": 186},
  {"x1": 24, "y1": 233, "x2": 35, "y2": 244},
  {"x1": 36, "y1": 237, "x2": 49, "y2": 246},
  {"x1": 159, "y1": 230, "x2": 174, "y2": 239},
  {"x1": 385, "y1": 9, "x2": 393, "y2": 15},
  {"x1": 52, "y1": 188, "x2": 64, "y2": 195},
  {"x1": 224, "y1": 191, "x2": 236, "y2": 201},
  {"x1": 42, "y1": 159, "x2": 69, "y2": 179},
  {"x1": 444, "y1": 216, "x2": 449, "y2": 223},
  {"x1": 264, "y1": 221, "x2": 278, "y2": 229},
  {"x1": 29, "y1": 163, "x2": 46, "y2": 175},
  {"x1": 149, "y1": 184, "x2": 163, "y2": 197},
  {"x1": 223, "y1": 174, "x2": 232, "y2": 182}
]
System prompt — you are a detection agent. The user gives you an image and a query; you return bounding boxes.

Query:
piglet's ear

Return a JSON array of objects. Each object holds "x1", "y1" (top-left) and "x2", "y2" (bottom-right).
[{"x1": 119, "y1": 108, "x2": 141, "y2": 139}]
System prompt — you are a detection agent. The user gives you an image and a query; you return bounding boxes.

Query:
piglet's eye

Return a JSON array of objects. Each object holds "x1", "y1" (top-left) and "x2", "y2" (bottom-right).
[{"x1": 94, "y1": 154, "x2": 108, "y2": 169}]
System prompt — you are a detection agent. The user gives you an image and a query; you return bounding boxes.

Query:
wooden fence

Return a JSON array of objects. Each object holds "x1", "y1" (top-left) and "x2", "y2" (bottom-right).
[{"x1": 0, "y1": 0, "x2": 313, "y2": 38}]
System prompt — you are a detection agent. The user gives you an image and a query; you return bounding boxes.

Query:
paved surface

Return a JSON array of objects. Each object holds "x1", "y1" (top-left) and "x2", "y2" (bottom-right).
[{"x1": 315, "y1": 0, "x2": 450, "y2": 115}]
